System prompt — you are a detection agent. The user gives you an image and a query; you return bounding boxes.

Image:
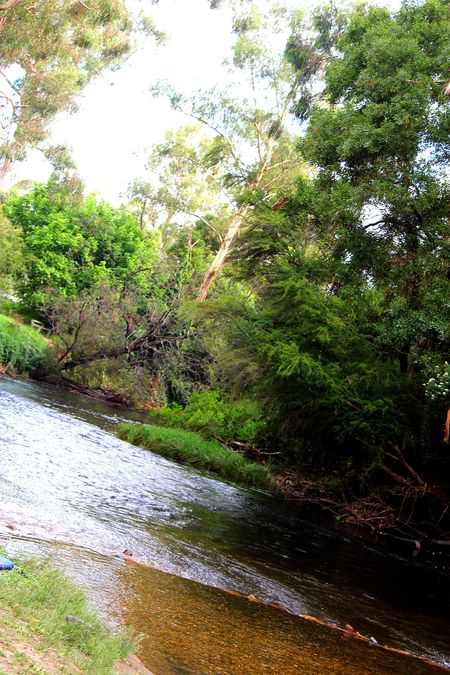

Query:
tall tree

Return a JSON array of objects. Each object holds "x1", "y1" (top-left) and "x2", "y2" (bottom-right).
[
  {"x1": 127, "y1": 125, "x2": 224, "y2": 233},
  {"x1": 302, "y1": 0, "x2": 450, "y2": 375},
  {"x1": 154, "y1": 2, "x2": 323, "y2": 301}
]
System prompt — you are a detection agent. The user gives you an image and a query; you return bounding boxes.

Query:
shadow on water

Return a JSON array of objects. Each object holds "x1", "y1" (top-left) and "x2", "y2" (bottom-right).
[{"x1": 0, "y1": 377, "x2": 449, "y2": 673}]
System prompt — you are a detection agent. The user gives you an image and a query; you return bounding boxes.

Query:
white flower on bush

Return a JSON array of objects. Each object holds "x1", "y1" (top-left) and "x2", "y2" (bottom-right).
[{"x1": 425, "y1": 363, "x2": 450, "y2": 402}]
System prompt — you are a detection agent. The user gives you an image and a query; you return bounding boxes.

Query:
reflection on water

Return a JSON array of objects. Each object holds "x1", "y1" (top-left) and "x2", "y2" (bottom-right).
[
  {"x1": 0, "y1": 377, "x2": 449, "y2": 673},
  {"x1": 3, "y1": 539, "x2": 443, "y2": 675},
  {"x1": 117, "y1": 560, "x2": 446, "y2": 675}
]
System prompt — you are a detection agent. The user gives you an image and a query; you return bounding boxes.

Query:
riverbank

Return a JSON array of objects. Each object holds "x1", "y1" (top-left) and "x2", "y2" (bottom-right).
[
  {"x1": 0, "y1": 551, "x2": 138, "y2": 674},
  {"x1": 119, "y1": 419, "x2": 449, "y2": 573},
  {"x1": 117, "y1": 422, "x2": 274, "y2": 488}
]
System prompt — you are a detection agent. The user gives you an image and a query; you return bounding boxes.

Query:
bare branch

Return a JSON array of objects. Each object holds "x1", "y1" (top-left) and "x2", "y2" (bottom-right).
[
  {"x1": 0, "y1": 0, "x2": 23, "y2": 11},
  {"x1": 175, "y1": 104, "x2": 244, "y2": 171},
  {"x1": 183, "y1": 210, "x2": 223, "y2": 243}
]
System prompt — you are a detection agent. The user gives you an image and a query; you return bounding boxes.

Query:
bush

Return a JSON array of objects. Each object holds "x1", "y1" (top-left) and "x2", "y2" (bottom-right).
[
  {"x1": 148, "y1": 390, "x2": 265, "y2": 443},
  {"x1": 0, "y1": 314, "x2": 50, "y2": 374}
]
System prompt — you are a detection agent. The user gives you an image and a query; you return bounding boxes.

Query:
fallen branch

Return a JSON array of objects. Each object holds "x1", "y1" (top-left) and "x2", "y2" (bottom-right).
[
  {"x1": 387, "y1": 441, "x2": 424, "y2": 485},
  {"x1": 380, "y1": 462, "x2": 409, "y2": 486}
]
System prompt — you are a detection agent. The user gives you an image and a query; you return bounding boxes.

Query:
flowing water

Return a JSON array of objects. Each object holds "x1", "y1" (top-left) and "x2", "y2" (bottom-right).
[{"x1": 0, "y1": 377, "x2": 449, "y2": 674}]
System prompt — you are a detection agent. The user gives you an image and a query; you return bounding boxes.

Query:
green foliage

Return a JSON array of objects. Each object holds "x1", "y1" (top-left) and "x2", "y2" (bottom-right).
[
  {"x1": 0, "y1": 314, "x2": 50, "y2": 374},
  {"x1": 118, "y1": 422, "x2": 274, "y2": 488},
  {"x1": 301, "y1": 0, "x2": 450, "y2": 357},
  {"x1": 1, "y1": 0, "x2": 448, "y2": 494},
  {"x1": 0, "y1": 550, "x2": 135, "y2": 673},
  {"x1": 149, "y1": 390, "x2": 265, "y2": 443},
  {"x1": 424, "y1": 363, "x2": 450, "y2": 403},
  {"x1": 216, "y1": 0, "x2": 446, "y2": 475},
  {"x1": 4, "y1": 184, "x2": 160, "y2": 306},
  {"x1": 0, "y1": 0, "x2": 134, "y2": 172},
  {"x1": 199, "y1": 272, "x2": 411, "y2": 470},
  {"x1": 0, "y1": 207, "x2": 24, "y2": 293}
]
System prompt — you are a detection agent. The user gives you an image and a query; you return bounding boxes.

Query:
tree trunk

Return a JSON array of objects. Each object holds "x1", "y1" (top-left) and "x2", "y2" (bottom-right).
[
  {"x1": 196, "y1": 206, "x2": 248, "y2": 302},
  {"x1": 61, "y1": 333, "x2": 191, "y2": 371},
  {"x1": 0, "y1": 0, "x2": 22, "y2": 35},
  {"x1": 0, "y1": 157, "x2": 11, "y2": 188},
  {"x1": 195, "y1": 122, "x2": 281, "y2": 302}
]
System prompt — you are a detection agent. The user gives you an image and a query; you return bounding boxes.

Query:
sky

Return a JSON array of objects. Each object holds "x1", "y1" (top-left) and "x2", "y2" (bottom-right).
[
  {"x1": 5, "y1": 0, "x2": 400, "y2": 205},
  {"x1": 6, "y1": 0, "x2": 237, "y2": 204}
]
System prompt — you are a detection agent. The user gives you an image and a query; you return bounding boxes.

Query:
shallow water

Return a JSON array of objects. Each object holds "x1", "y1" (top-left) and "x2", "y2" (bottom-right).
[{"x1": 0, "y1": 377, "x2": 449, "y2": 673}]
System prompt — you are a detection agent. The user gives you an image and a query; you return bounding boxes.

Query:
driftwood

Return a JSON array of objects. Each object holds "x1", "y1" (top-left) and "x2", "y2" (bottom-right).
[
  {"x1": 43, "y1": 375, "x2": 130, "y2": 407},
  {"x1": 216, "y1": 438, "x2": 280, "y2": 463}
]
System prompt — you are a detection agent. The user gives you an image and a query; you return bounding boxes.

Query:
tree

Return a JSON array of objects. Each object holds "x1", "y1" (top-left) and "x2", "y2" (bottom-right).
[
  {"x1": 127, "y1": 125, "x2": 225, "y2": 234},
  {"x1": 0, "y1": 205, "x2": 24, "y2": 292},
  {"x1": 302, "y1": 0, "x2": 450, "y2": 376},
  {"x1": 43, "y1": 279, "x2": 207, "y2": 405},
  {"x1": 207, "y1": 0, "x2": 450, "y2": 480},
  {"x1": 153, "y1": 2, "x2": 323, "y2": 300},
  {"x1": 4, "y1": 183, "x2": 161, "y2": 306},
  {"x1": 0, "y1": 1, "x2": 135, "y2": 184}
]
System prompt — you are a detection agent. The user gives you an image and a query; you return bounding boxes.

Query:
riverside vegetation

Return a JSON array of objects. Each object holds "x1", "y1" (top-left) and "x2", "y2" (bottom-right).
[
  {"x1": 0, "y1": 550, "x2": 135, "y2": 673},
  {"x1": 0, "y1": 314, "x2": 48, "y2": 375},
  {"x1": 117, "y1": 422, "x2": 274, "y2": 488},
  {"x1": 0, "y1": 0, "x2": 449, "y2": 552}
]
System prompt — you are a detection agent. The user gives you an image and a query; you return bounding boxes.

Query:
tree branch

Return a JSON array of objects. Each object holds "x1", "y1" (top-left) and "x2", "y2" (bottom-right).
[
  {"x1": 0, "y1": 0, "x2": 23, "y2": 10},
  {"x1": 183, "y1": 210, "x2": 223, "y2": 242},
  {"x1": 387, "y1": 441, "x2": 425, "y2": 486},
  {"x1": 175, "y1": 104, "x2": 244, "y2": 170}
]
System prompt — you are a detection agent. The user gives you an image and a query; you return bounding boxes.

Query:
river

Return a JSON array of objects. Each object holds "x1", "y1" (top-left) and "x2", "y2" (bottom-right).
[{"x1": 0, "y1": 377, "x2": 448, "y2": 673}]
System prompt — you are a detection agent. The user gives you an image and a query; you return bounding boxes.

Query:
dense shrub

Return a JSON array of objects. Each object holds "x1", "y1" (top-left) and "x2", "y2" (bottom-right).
[{"x1": 148, "y1": 391, "x2": 265, "y2": 443}]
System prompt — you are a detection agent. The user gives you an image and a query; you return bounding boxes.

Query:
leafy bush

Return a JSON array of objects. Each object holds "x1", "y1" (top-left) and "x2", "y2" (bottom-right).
[
  {"x1": 118, "y1": 422, "x2": 274, "y2": 488},
  {"x1": 4, "y1": 184, "x2": 160, "y2": 307},
  {"x1": 148, "y1": 390, "x2": 265, "y2": 443},
  {"x1": 0, "y1": 314, "x2": 50, "y2": 374}
]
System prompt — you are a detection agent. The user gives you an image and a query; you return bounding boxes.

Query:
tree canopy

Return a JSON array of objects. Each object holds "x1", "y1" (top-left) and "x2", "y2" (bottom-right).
[
  {"x1": 0, "y1": 0, "x2": 135, "y2": 183},
  {"x1": 4, "y1": 183, "x2": 160, "y2": 305}
]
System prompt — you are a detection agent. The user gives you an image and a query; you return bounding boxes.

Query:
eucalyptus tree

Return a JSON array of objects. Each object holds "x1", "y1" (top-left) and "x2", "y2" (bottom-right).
[
  {"x1": 0, "y1": 0, "x2": 154, "y2": 185},
  {"x1": 128, "y1": 125, "x2": 225, "y2": 233},
  {"x1": 153, "y1": 2, "x2": 324, "y2": 301}
]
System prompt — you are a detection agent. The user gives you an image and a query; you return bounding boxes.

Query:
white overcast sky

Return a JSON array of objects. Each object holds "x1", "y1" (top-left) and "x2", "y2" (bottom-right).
[{"x1": 6, "y1": 0, "x2": 400, "y2": 205}]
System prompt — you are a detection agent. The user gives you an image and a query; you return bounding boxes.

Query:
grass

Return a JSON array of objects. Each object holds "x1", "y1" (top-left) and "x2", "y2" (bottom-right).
[
  {"x1": 0, "y1": 552, "x2": 136, "y2": 674},
  {"x1": 0, "y1": 314, "x2": 49, "y2": 374},
  {"x1": 118, "y1": 422, "x2": 275, "y2": 489}
]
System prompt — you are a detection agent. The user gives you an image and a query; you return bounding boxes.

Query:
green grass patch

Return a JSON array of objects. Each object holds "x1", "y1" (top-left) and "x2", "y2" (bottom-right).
[
  {"x1": 0, "y1": 552, "x2": 135, "y2": 673},
  {"x1": 118, "y1": 422, "x2": 274, "y2": 489},
  {"x1": 0, "y1": 314, "x2": 49, "y2": 374}
]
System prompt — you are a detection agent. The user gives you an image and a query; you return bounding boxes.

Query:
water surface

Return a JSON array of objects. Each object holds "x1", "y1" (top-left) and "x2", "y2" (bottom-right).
[{"x1": 0, "y1": 377, "x2": 448, "y2": 673}]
